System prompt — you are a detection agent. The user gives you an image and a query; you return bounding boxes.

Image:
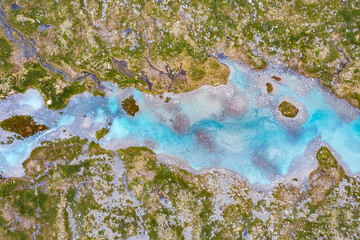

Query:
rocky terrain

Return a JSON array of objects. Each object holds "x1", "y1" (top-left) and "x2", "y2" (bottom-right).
[
  {"x1": 0, "y1": 0, "x2": 359, "y2": 108},
  {"x1": 0, "y1": 137, "x2": 358, "y2": 239},
  {"x1": 0, "y1": 1, "x2": 359, "y2": 239}
]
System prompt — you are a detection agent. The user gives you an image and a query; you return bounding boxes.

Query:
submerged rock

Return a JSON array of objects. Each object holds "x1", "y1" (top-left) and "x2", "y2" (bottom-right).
[
  {"x1": 251, "y1": 153, "x2": 279, "y2": 181},
  {"x1": 194, "y1": 129, "x2": 214, "y2": 150},
  {"x1": 171, "y1": 113, "x2": 190, "y2": 134}
]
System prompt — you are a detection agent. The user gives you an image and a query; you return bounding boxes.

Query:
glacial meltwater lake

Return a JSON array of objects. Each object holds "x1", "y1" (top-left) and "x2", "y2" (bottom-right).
[{"x1": 1, "y1": 60, "x2": 360, "y2": 184}]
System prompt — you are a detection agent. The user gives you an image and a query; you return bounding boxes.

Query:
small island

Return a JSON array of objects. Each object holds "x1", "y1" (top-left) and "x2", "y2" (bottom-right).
[
  {"x1": 0, "y1": 115, "x2": 48, "y2": 138},
  {"x1": 278, "y1": 101, "x2": 299, "y2": 118},
  {"x1": 95, "y1": 128, "x2": 109, "y2": 140},
  {"x1": 266, "y1": 83, "x2": 273, "y2": 93},
  {"x1": 121, "y1": 96, "x2": 140, "y2": 117}
]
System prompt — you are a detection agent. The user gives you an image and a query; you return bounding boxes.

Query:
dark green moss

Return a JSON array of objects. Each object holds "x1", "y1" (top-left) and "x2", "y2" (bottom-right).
[
  {"x1": 0, "y1": 215, "x2": 8, "y2": 228},
  {"x1": 95, "y1": 128, "x2": 109, "y2": 140},
  {"x1": 63, "y1": 204, "x2": 70, "y2": 235},
  {"x1": 348, "y1": 92, "x2": 360, "y2": 108},
  {"x1": 0, "y1": 115, "x2": 48, "y2": 138},
  {"x1": 12, "y1": 189, "x2": 53, "y2": 217},
  {"x1": 77, "y1": 194, "x2": 99, "y2": 217},
  {"x1": 59, "y1": 164, "x2": 82, "y2": 178},
  {"x1": 165, "y1": 97, "x2": 171, "y2": 103}
]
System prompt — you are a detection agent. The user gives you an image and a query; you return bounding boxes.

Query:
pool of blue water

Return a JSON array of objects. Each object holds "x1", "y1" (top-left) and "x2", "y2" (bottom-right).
[{"x1": 0, "y1": 60, "x2": 359, "y2": 184}]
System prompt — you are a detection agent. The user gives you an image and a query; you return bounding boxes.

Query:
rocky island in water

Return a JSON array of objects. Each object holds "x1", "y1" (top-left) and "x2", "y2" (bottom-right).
[{"x1": 0, "y1": 0, "x2": 359, "y2": 239}]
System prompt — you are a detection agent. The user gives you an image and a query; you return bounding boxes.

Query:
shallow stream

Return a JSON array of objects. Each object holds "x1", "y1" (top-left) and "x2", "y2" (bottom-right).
[{"x1": 1, "y1": 60, "x2": 359, "y2": 184}]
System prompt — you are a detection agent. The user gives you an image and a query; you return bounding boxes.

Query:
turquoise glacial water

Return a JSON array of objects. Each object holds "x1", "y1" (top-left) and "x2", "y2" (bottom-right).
[{"x1": 0, "y1": 60, "x2": 359, "y2": 184}]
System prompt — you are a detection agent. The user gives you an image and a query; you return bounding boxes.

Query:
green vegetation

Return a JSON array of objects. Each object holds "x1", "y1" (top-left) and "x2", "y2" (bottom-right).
[
  {"x1": 0, "y1": 115, "x2": 48, "y2": 138},
  {"x1": 0, "y1": 37, "x2": 12, "y2": 71},
  {"x1": 0, "y1": 0, "x2": 359, "y2": 237},
  {"x1": 17, "y1": 63, "x2": 87, "y2": 110},
  {"x1": 165, "y1": 97, "x2": 171, "y2": 103},
  {"x1": 0, "y1": 138, "x2": 358, "y2": 239},
  {"x1": 23, "y1": 136, "x2": 88, "y2": 177},
  {"x1": 119, "y1": 147, "x2": 215, "y2": 239},
  {"x1": 316, "y1": 147, "x2": 340, "y2": 170},
  {"x1": 0, "y1": 0, "x2": 358, "y2": 108},
  {"x1": 0, "y1": 35, "x2": 17, "y2": 99},
  {"x1": 88, "y1": 141, "x2": 112, "y2": 156},
  {"x1": 190, "y1": 66, "x2": 206, "y2": 82},
  {"x1": 278, "y1": 101, "x2": 299, "y2": 118},
  {"x1": 95, "y1": 128, "x2": 109, "y2": 140},
  {"x1": 121, "y1": 96, "x2": 139, "y2": 117}
]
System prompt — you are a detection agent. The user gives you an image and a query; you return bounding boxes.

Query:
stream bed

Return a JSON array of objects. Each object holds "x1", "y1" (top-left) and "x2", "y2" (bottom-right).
[{"x1": 0, "y1": 60, "x2": 359, "y2": 184}]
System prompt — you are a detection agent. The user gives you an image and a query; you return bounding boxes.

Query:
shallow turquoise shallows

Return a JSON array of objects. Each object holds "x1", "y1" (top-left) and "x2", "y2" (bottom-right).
[{"x1": 0, "y1": 60, "x2": 359, "y2": 184}]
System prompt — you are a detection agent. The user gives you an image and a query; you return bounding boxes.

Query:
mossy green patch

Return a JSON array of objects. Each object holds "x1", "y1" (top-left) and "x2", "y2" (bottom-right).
[
  {"x1": 278, "y1": 101, "x2": 299, "y2": 118},
  {"x1": 95, "y1": 128, "x2": 109, "y2": 141},
  {"x1": 0, "y1": 137, "x2": 359, "y2": 238},
  {"x1": 95, "y1": 128, "x2": 110, "y2": 140},
  {"x1": 0, "y1": 37, "x2": 12, "y2": 71},
  {"x1": 121, "y1": 95, "x2": 139, "y2": 117},
  {"x1": 88, "y1": 141, "x2": 112, "y2": 156},
  {"x1": 316, "y1": 147, "x2": 339, "y2": 170},
  {"x1": 190, "y1": 66, "x2": 206, "y2": 82},
  {"x1": 0, "y1": 115, "x2": 48, "y2": 138},
  {"x1": 23, "y1": 136, "x2": 88, "y2": 176},
  {"x1": 17, "y1": 62, "x2": 87, "y2": 110}
]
